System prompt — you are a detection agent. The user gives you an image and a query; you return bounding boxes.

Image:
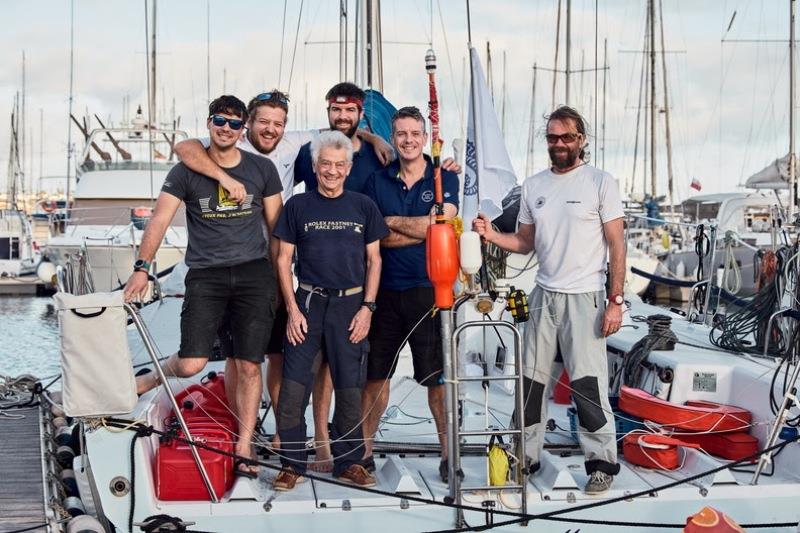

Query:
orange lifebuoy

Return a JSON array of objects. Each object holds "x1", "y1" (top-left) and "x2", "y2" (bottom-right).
[{"x1": 41, "y1": 200, "x2": 57, "y2": 213}]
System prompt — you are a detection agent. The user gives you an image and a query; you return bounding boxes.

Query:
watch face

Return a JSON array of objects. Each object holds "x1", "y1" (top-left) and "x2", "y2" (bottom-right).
[{"x1": 613, "y1": 295, "x2": 624, "y2": 305}]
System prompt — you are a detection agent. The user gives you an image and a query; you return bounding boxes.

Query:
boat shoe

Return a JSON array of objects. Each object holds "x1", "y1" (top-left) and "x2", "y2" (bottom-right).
[
  {"x1": 336, "y1": 464, "x2": 377, "y2": 488},
  {"x1": 273, "y1": 467, "x2": 306, "y2": 491},
  {"x1": 584, "y1": 471, "x2": 613, "y2": 495}
]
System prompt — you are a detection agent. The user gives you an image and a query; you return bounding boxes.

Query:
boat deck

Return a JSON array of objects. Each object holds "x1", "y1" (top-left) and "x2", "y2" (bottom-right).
[{"x1": 0, "y1": 406, "x2": 47, "y2": 533}]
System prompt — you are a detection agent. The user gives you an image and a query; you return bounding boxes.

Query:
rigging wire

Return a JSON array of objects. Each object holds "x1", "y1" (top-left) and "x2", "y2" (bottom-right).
[{"x1": 286, "y1": 0, "x2": 305, "y2": 93}]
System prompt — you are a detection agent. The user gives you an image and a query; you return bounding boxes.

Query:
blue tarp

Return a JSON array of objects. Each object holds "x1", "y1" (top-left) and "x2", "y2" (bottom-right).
[{"x1": 359, "y1": 89, "x2": 397, "y2": 143}]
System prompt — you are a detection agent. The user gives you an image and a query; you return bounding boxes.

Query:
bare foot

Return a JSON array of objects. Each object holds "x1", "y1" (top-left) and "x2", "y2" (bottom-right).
[{"x1": 309, "y1": 441, "x2": 333, "y2": 473}]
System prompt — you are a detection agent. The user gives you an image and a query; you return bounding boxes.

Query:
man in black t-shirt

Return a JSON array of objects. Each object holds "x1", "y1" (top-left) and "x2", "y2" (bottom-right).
[
  {"x1": 124, "y1": 95, "x2": 283, "y2": 479},
  {"x1": 271, "y1": 131, "x2": 388, "y2": 491}
]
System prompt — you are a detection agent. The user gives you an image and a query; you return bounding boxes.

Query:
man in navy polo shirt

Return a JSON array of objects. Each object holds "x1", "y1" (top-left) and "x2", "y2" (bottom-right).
[
  {"x1": 272, "y1": 131, "x2": 388, "y2": 491},
  {"x1": 361, "y1": 106, "x2": 460, "y2": 482}
]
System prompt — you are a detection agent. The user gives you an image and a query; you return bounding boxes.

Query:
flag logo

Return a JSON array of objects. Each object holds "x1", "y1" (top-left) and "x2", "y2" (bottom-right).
[{"x1": 690, "y1": 177, "x2": 702, "y2": 191}]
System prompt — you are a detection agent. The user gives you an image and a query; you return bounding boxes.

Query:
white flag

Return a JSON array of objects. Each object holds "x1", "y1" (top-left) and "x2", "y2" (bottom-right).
[{"x1": 463, "y1": 47, "x2": 518, "y2": 226}]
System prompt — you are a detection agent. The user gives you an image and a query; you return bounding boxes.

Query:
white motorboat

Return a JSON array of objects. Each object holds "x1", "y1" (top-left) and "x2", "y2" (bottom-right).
[
  {"x1": 0, "y1": 208, "x2": 41, "y2": 277},
  {"x1": 45, "y1": 109, "x2": 188, "y2": 291}
]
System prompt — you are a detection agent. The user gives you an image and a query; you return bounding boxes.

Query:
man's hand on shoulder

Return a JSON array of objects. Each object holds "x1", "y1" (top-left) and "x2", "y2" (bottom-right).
[{"x1": 219, "y1": 175, "x2": 246, "y2": 204}]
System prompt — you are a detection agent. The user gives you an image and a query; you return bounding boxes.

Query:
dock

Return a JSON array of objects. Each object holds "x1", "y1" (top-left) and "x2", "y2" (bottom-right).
[
  {"x1": 0, "y1": 276, "x2": 52, "y2": 296},
  {"x1": 0, "y1": 406, "x2": 48, "y2": 533}
]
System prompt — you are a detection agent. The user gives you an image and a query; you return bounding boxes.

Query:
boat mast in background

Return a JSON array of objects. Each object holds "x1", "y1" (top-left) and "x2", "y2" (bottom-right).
[
  {"x1": 659, "y1": 0, "x2": 675, "y2": 213},
  {"x1": 65, "y1": 0, "x2": 75, "y2": 206},
  {"x1": 790, "y1": 0, "x2": 797, "y2": 220},
  {"x1": 649, "y1": 0, "x2": 657, "y2": 197},
  {"x1": 526, "y1": 64, "x2": 537, "y2": 177}
]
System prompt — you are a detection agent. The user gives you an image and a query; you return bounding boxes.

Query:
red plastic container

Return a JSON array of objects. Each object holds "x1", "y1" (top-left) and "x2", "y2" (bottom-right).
[
  {"x1": 156, "y1": 427, "x2": 234, "y2": 501},
  {"x1": 674, "y1": 432, "x2": 758, "y2": 462}
]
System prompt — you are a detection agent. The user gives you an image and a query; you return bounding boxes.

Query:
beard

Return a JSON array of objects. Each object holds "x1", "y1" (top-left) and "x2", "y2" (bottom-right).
[
  {"x1": 331, "y1": 119, "x2": 359, "y2": 139},
  {"x1": 548, "y1": 145, "x2": 581, "y2": 170}
]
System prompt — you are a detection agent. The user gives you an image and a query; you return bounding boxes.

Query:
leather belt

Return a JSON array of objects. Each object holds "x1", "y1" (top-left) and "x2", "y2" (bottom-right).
[{"x1": 298, "y1": 283, "x2": 363, "y2": 297}]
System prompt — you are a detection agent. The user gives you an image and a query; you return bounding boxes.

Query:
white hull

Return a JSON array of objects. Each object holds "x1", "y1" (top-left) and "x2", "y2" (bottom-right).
[{"x1": 65, "y1": 292, "x2": 800, "y2": 532}]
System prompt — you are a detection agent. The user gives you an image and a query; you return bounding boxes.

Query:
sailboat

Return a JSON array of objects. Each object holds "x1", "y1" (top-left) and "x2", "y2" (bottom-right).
[{"x1": 1, "y1": 100, "x2": 41, "y2": 278}]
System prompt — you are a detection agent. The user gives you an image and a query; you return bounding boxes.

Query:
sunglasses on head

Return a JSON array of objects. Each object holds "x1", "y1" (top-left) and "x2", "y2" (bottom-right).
[
  {"x1": 546, "y1": 132, "x2": 581, "y2": 144},
  {"x1": 256, "y1": 92, "x2": 290, "y2": 105},
  {"x1": 210, "y1": 114, "x2": 244, "y2": 130}
]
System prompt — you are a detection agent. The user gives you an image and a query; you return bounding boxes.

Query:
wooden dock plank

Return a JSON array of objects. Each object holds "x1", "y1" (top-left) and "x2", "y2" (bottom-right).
[{"x1": 0, "y1": 407, "x2": 48, "y2": 533}]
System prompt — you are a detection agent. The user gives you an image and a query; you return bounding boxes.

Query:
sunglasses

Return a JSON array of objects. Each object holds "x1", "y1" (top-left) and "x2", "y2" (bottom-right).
[
  {"x1": 546, "y1": 132, "x2": 581, "y2": 144},
  {"x1": 210, "y1": 114, "x2": 244, "y2": 130},
  {"x1": 256, "y1": 92, "x2": 290, "y2": 105}
]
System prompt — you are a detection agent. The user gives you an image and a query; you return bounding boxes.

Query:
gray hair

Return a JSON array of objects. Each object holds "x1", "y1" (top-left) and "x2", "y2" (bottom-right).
[{"x1": 310, "y1": 130, "x2": 354, "y2": 166}]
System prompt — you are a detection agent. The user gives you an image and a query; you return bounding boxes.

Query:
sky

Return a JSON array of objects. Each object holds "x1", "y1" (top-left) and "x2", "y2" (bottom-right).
[{"x1": 0, "y1": 0, "x2": 796, "y2": 202}]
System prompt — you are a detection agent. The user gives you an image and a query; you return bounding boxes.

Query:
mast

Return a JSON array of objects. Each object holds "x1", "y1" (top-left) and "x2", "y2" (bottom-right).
[
  {"x1": 66, "y1": 0, "x2": 75, "y2": 205},
  {"x1": 659, "y1": 0, "x2": 675, "y2": 213},
  {"x1": 150, "y1": 0, "x2": 157, "y2": 128},
  {"x1": 21, "y1": 51, "x2": 26, "y2": 198},
  {"x1": 564, "y1": 0, "x2": 572, "y2": 105},
  {"x1": 601, "y1": 38, "x2": 607, "y2": 170},
  {"x1": 791, "y1": 0, "x2": 797, "y2": 220},
  {"x1": 552, "y1": 0, "x2": 561, "y2": 109},
  {"x1": 649, "y1": 0, "x2": 657, "y2": 197},
  {"x1": 526, "y1": 64, "x2": 537, "y2": 176},
  {"x1": 565, "y1": 0, "x2": 572, "y2": 105},
  {"x1": 364, "y1": 0, "x2": 383, "y2": 91},
  {"x1": 206, "y1": 0, "x2": 210, "y2": 105},
  {"x1": 339, "y1": 0, "x2": 347, "y2": 82},
  {"x1": 38, "y1": 108, "x2": 43, "y2": 196}
]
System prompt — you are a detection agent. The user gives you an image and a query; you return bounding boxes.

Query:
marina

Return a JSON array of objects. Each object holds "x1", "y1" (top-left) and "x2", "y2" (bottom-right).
[{"x1": 5, "y1": 1, "x2": 800, "y2": 532}]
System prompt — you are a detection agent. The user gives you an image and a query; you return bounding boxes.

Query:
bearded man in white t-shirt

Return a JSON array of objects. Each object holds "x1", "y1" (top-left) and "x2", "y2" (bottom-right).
[{"x1": 472, "y1": 106, "x2": 626, "y2": 495}]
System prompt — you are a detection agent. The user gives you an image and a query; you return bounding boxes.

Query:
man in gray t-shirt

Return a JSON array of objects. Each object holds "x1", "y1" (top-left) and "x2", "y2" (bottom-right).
[{"x1": 125, "y1": 95, "x2": 283, "y2": 478}]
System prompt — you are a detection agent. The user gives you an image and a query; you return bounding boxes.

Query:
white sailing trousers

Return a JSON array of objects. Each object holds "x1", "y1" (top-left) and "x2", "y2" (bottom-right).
[{"x1": 521, "y1": 287, "x2": 619, "y2": 475}]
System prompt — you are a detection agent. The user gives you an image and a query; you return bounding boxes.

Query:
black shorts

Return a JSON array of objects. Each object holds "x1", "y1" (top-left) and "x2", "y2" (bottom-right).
[
  {"x1": 266, "y1": 303, "x2": 288, "y2": 354},
  {"x1": 367, "y1": 286, "x2": 443, "y2": 386},
  {"x1": 179, "y1": 259, "x2": 276, "y2": 363}
]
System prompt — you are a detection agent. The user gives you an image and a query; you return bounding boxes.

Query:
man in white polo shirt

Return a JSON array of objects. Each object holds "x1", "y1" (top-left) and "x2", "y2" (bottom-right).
[{"x1": 473, "y1": 105, "x2": 625, "y2": 495}]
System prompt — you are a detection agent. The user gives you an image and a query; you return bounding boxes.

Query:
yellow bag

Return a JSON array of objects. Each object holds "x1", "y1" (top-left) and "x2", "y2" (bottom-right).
[{"x1": 488, "y1": 436, "x2": 510, "y2": 486}]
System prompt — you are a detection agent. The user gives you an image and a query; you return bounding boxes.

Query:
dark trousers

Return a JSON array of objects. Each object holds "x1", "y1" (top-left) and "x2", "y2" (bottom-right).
[{"x1": 277, "y1": 287, "x2": 368, "y2": 476}]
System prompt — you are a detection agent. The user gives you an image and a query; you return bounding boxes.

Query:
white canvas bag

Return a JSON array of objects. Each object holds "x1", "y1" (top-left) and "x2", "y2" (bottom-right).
[{"x1": 53, "y1": 291, "x2": 137, "y2": 417}]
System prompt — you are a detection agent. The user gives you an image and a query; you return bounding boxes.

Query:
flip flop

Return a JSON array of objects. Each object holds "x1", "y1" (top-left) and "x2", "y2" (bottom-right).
[{"x1": 234, "y1": 459, "x2": 259, "y2": 479}]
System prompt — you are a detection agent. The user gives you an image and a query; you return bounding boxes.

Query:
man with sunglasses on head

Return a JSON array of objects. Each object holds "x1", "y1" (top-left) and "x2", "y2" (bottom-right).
[
  {"x1": 472, "y1": 105, "x2": 625, "y2": 495},
  {"x1": 124, "y1": 95, "x2": 283, "y2": 479}
]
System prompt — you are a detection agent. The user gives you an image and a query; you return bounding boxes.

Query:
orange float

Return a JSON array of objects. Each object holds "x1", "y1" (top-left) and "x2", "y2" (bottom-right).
[{"x1": 684, "y1": 507, "x2": 747, "y2": 532}]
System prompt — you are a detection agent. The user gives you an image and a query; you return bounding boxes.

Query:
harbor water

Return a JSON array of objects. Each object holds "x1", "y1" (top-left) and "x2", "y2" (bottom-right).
[{"x1": 0, "y1": 296, "x2": 60, "y2": 379}]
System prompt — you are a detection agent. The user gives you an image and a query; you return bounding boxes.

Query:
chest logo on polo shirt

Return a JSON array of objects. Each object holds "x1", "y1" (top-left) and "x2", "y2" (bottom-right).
[
  {"x1": 421, "y1": 190, "x2": 434, "y2": 202},
  {"x1": 535, "y1": 196, "x2": 546, "y2": 209}
]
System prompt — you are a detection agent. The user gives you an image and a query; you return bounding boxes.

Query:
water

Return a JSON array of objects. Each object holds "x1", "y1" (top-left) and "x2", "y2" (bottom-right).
[{"x1": 0, "y1": 296, "x2": 61, "y2": 380}]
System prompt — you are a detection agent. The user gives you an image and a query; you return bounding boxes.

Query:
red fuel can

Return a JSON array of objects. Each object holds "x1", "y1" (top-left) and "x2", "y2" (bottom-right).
[{"x1": 156, "y1": 427, "x2": 234, "y2": 501}]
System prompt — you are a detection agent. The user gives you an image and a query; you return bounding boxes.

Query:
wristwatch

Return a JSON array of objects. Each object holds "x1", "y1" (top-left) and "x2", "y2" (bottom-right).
[
  {"x1": 609, "y1": 294, "x2": 624, "y2": 305},
  {"x1": 361, "y1": 301, "x2": 377, "y2": 312},
  {"x1": 133, "y1": 259, "x2": 151, "y2": 273}
]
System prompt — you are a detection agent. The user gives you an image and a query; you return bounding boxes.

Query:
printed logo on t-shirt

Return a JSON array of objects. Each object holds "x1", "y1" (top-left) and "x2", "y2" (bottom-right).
[
  {"x1": 535, "y1": 196, "x2": 546, "y2": 209},
  {"x1": 421, "y1": 190, "x2": 434, "y2": 202},
  {"x1": 303, "y1": 220, "x2": 363, "y2": 233},
  {"x1": 198, "y1": 185, "x2": 254, "y2": 218}
]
